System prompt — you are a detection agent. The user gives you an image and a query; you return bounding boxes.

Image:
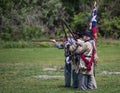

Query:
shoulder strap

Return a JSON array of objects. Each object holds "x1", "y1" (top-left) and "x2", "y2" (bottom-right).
[{"x1": 80, "y1": 42, "x2": 95, "y2": 71}]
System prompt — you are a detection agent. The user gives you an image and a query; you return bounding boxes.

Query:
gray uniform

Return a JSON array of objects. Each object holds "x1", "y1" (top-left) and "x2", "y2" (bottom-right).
[{"x1": 54, "y1": 38, "x2": 78, "y2": 88}]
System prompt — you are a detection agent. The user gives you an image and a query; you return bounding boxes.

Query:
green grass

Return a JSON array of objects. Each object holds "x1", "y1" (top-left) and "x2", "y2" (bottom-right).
[{"x1": 0, "y1": 43, "x2": 120, "y2": 93}]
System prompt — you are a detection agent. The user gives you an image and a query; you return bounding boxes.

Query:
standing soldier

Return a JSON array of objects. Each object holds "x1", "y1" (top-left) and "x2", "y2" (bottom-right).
[
  {"x1": 70, "y1": 30, "x2": 84, "y2": 88},
  {"x1": 51, "y1": 34, "x2": 78, "y2": 88},
  {"x1": 68, "y1": 31, "x2": 97, "y2": 90}
]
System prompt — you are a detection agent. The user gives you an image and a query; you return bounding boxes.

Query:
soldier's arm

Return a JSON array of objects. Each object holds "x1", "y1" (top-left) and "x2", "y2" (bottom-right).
[
  {"x1": 69, "y1": 40, "x2": 87, "y2": 54},
  {"x1": 55, "y1": 42, "x2": 64, "y2": 49},
  {"x1": 51, "y1": 39, "x2": 64, "y2": 49}
]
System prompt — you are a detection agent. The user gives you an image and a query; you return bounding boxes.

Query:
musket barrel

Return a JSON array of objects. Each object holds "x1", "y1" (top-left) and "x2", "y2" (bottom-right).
[{"x1": 32, "y1": 39, "x2": 64, "y2": 42}]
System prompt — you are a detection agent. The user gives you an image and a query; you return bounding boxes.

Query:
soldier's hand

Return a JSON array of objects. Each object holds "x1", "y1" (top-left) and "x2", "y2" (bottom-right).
[
  {"x1": 50, "y1": 39, "x2": 56, "y2": 43},
  {"x1": 65, "y1": 42, "x2": 70, "y2": 49},
  {"x1": 75, "y1": 39, "x2": 80, "y2": 45},
  {"x1": 94, "y1": 53, "x2": 99, "y2": 65},
  {"x1": 94, "y1": 1, "x2": 97, "y2": 7}
]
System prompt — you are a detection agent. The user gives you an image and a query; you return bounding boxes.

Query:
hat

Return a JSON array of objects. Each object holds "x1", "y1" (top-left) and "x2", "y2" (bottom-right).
[
  {"x1": 83, "y1": 31, "x2": 92, "y2": 37},
  {"x1": 74, "y1": 30, "x2": 83, "y2": 37}
]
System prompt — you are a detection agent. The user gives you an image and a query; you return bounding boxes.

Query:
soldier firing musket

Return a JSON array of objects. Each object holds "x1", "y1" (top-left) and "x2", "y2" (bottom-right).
[
  {"x1": 50, "y1": 31, "x2": 80, "y2": 88},
  {"x1": 50, "y1": 18, "x2": 82, "y2": 88},
  {"x1": 65, "y1": 31, "x2": 97, "y2": 90}
]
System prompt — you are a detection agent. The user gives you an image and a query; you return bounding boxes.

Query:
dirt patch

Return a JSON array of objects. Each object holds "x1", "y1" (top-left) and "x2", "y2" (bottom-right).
[
  {"x1": 33, "y1": 75, "x2": 64, "y2": 79},
  {"x1": 101, "y1": 71, "x2": 120, "y2": 75},
  {"x1": 43, "y1": 66, "x2": 64, "y2": 72},
  {"x1": 43, "y1": 68, "x2": 57, "y2": 71}
]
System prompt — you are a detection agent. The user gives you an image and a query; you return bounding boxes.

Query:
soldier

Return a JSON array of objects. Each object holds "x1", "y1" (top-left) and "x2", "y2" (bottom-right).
[
  {"x1": 68, "y1": 31, "x2": 97, "y2": 90},
  {"x1": 70, "y1": 30, "x2": 84, "y2": 88},
  {"x1": 51, "y1": 34, "x2": 76, "y2": 88}
]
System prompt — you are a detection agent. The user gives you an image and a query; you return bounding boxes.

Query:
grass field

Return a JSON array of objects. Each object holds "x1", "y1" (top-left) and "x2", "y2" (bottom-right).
[{"x1": 0, "y1": 42, "x2": 120, "y2": 93}]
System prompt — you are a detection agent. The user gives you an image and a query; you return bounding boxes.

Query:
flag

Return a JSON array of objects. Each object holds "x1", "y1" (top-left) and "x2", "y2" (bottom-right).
[{"x1": 89, "y1": 1, "x2": 97, "y2": 41}]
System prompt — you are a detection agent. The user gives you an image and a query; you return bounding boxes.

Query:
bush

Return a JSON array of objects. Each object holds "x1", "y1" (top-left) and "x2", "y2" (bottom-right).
[
  {"x1": 71, "y1": 12, "x2": 89, "y2": 31},
  {"x1": 22, "y1": 25, "x2": 44, "y2": 40},
  {"x1": 0, "y1": 41, "x2": 55, "y2": 48},
  {"x1": 99, "y1": 17, "x2": 120, "y2": 39}
]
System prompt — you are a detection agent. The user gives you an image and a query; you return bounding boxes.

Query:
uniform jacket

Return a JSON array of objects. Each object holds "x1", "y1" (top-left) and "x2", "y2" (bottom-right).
[{"x1": 69, "y1": 39, "x2": 95, "y2": 75}]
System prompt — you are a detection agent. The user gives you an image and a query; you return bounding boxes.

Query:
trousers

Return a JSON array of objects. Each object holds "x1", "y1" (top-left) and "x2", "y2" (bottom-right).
[
  {"x1": 78, "y1": 73, "x2": 95, "y2": 90},
  {"x1": 64, "y1": 63, "x2": 78, "y2": 88}
]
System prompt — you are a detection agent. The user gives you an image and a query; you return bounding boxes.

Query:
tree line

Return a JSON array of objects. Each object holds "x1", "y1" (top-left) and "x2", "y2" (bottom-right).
[{"x1": 0, "y1": 0, "x2": 120, "y2": 41}]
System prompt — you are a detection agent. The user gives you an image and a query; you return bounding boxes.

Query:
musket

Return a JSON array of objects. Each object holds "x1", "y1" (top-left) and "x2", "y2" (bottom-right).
[
  {"x1": 32, "y1": 38, "x2": 64, "y2": 42},
  {"x1": 60, "y1": 19, "x2": 77, "y2": 41},
  {"x1": 61, "y1": 20, "x2": 68, "y2": 41}
]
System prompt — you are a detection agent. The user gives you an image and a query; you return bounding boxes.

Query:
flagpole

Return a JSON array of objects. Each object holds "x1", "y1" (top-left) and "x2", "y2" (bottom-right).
[{"x1": 89, "y1": 0, "x2": 98, "y2": 42}]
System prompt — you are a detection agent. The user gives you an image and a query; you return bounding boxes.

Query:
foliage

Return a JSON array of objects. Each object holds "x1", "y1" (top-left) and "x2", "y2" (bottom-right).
[
  {"x1": 0, "y1": 0, "x2": 120, "y2": 40},
  {"x1": 99, "y1": 17, "x2": 120, "y2": 39},
  {"x1": 97, "y1": 0, "x2": 120, "y2": 39},
  {"x1": 22, "y1": 25, "x2": 44, "y2": 40},
  {"x1": 71, "y1": 12, "x2": 89, "y2": 31},
  {"x1": 0, "y1": 0, "x2": 67, "y2": 41}
]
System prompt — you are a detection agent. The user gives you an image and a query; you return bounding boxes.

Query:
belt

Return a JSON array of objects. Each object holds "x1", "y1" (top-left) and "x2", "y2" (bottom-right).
[{"x1": 85, "y1": 56, "x2": 91, "y2": 58}]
